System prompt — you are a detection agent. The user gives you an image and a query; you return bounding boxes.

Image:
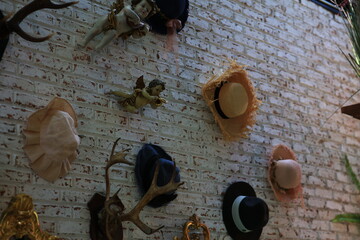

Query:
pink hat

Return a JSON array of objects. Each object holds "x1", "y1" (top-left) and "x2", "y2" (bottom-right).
[
  {"x1": 268, "y1": 145, "x2": 303, "y2": 204},
  {"x1": 23, "y1": 97, "x2": 80, "y2": 182}
]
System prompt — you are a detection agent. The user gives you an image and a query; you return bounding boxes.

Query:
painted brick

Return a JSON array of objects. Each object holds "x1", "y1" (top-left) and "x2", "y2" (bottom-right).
[
  {"x1": 308, "y1": 197, "x2": 326, "y2": 208},
  {"x1": 1, "y1": 0, "x2": 360, "y2": 239},
  {"x1": 330, "y1": 222, "x2": 348, "y2": 233}
]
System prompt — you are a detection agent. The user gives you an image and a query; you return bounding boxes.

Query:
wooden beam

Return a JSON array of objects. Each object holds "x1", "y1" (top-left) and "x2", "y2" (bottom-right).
[{"x1": 341, "y1": 103, "x2": 360, "y2": 120}]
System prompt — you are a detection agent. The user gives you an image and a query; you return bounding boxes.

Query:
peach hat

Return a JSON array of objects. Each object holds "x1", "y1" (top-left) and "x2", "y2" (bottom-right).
[
  {"x1": 23, "y1": 97, "x2": 80, "y2": 182},
  {"x1": 268, "y1": 144, "x2": 303, "y2": 204}
]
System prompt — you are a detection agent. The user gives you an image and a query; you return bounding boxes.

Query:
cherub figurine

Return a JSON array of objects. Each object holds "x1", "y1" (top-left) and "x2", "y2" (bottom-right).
[
  {"x1": 79, "y1": 0, "x2": 159, "y2": 50},
  {"x1": 108, "y1": 76, "x2": 166, "y2": 113}
]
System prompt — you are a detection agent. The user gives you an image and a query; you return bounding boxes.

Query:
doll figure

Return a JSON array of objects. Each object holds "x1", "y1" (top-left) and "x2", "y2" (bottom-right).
[
  {"x1": 108, "y1": 76, "x2": 166, "y2": 113},
  {"x1": 79, "y1": 0, "x2": 159, "y2": 50}
]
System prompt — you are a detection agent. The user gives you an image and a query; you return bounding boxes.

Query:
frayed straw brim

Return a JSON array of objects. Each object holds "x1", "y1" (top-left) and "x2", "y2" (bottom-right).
[
  {"x1": 268, "y1": 144, "x2": 304, "y2": 205},
  {"x1": 202, "y1": 62, "x2": 260, "y2": 141}
]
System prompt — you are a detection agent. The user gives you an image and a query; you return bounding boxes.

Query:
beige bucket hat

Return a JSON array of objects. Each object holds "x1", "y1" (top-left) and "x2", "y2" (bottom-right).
[
  {"x1": 268, "y1": 144, "x2": 303, "y2": 204},
  {"x1": 23, "y1": 97, "x2": 80, "y2": 182},
  {"x1": 202, "y1": 62, "x2": 260, "y2": 141}
]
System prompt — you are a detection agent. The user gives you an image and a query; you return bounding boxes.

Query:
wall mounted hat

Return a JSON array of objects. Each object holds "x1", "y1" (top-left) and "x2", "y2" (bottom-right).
[
  {"x1": 146, "y1": 0, "x2": 189, "y2": 35},
  {"x1": 268, "y1": 144, "x2": 303, "y2": 204},
  {"x1": 202, "y1": 62, "x2": 260, "y2": 141},
  {"x1": 88, "y1": 138, "x2": 183, "y2": 240},
  {"x1": 135, "y1": 144, "x2": 181, "y2": 208},
  {"x1": 23, "y1": 97, "x2": 80, "y2": 182},
  {"x1": 222, "y1": 182, "x2": 269, "y2": 240}
]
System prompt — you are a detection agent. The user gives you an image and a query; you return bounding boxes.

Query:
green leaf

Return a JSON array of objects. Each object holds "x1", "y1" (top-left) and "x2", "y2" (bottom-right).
[
  {"x1": 331, "y1": 213, "x2": 360, "y2": 223},
  {"x1": 338, "y1": 1, "x2": 360, "y2": 79},
  {"x1": 343, "y1": 155, "x2": 360, "y2": 192}
]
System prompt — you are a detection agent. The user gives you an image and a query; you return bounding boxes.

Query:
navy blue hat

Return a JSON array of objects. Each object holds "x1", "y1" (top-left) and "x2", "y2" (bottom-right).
[
  {"x1": 135, "y1": 144, "x2": 180, "y2": 208},
  {"x1": 146, "y1": 0, "x2": 189, "y2": 35}
]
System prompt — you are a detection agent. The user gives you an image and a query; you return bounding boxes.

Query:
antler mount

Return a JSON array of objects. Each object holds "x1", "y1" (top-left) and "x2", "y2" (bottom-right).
[
  {"x1": 0, "y1": 0, "x2": 77, "y2": 41},
  {"x1": 88, "y1": 138, "x2": 183, "y2": 240}
]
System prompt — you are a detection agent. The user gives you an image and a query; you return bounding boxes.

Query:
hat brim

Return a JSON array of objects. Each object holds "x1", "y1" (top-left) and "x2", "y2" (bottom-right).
[
  {"x1": 23, "y1": 97, "x2": 79, "y2": 182},
  {"x1": 268, "y1": 145, "x2": 303, "y2": 203},
  {"x1": 24, "y1": 97, "x2": 77, "y2": 132},
  {"x1": 222, "y1": 182, "x2": 263, "y2": 240},
  {"x1": 202, "y1": 62, "x2": 260, "y2": 141}
]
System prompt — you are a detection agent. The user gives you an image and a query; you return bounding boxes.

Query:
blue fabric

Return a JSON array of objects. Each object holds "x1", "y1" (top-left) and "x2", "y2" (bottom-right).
[
  {"x1": 155, "y1": 0, "x2": 186, "y2": 18},
  {"x1": 135, "y1": 144, "x2": 180, "y2": 208},
  {"x1": 146, "y1": 0, "x2": 189, "y2": 35}
]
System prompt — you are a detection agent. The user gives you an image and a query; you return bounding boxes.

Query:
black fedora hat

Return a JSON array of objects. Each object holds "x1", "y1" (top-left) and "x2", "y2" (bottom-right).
[
  {"x1": 222, "y1": 182, "x2": 269, "y2": 240},
  {"x1": 135, "y1": 144, "x2": 180, "y2": 208},
  {"x1": 146, "y1": 0, "x2": 189, "y2": 35}
]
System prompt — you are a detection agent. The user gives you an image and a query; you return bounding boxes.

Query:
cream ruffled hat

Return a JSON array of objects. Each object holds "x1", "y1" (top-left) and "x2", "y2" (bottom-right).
[
  {"x1": 23, "y1": 97, "x2": 80, "y2": 182},
  {"x1": 202, "y1": 62, "x2": 260, "y2": 141},
  {"x1": 268, "y1": 144, "x2": 303, "y2": 204}
]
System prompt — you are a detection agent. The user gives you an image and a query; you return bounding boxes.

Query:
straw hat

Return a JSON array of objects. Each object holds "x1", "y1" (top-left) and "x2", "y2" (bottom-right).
[
  {"x1": 202, "y1": 62, "x2": 260, "y2": 141},
  {"x1": 268, "y1": 144, "x2": 303, "y2": 203},
  {"x1": 23, "y1": 97, "x2": 80, "y2": 182},
  {"x1": 222, "y1": 182, "x2": 269, "y2": 240}
]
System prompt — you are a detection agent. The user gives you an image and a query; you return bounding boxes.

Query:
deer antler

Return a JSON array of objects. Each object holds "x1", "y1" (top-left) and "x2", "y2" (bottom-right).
[
  {"x1": 119, "y1": 161, "x2": 184, "y2": 234},
  {"x1": 0, "y1": 0, "x2": 77, "y2": 41},
  {"x1": 101, "y1": 137, "x2": 132, "y2": 240},
  {"x1": 99, "y1": 138, "x2": 183, "y2": 239},
  {"x1": 105, "y1": 137, "x2": 132, "y2": 202}
]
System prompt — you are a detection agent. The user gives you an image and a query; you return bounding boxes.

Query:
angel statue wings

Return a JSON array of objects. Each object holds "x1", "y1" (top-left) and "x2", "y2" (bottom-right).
[
  {"x1": 108, "y1": 76, "x2": 166, "y2": 113},
  {"x1": 79, "y1": 0, "x2": 159, "y2": 50}
]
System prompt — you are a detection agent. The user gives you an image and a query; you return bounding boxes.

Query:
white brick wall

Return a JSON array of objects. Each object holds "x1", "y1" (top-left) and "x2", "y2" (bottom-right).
[{"x1": 1, "y1": 0, "x2": 360, "y2": 239}]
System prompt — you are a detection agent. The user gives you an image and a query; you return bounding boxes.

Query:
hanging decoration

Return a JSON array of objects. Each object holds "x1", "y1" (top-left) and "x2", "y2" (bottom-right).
[
  {"x1": 135, "y1": 143, "x2": 181, "y2": 208},
  {"x1": 145, "y1": 0, "x2": 188, "y2": 35},
  {"x1": 107, "y1": 76, "x2": 166, "y2": 114},
  {"x1": 145, "y1": 0, "x2": 189, "y2": 51},
  {"x1": 173, "y1": 214, "x2": 210, "y2": 240},
  {"x1": 22, "y1": 97, "x2": 80, "y2": 182},
  {"x1": 79, "y1": 0, "x2": 160, "y2": 50},
  {"x1": 202, "y1": 62, "x2": 260, "y2": 141},
  {"x1": 267, "y1": 144, "x2": 304, "y2": 205},
  {"x1": 0, "y1": 194, "x2": 63, "y2": 240},
  {"x1": 222, "y1": 181, "x2": 269, "y2": 240},
  {"x1": 88, "y1": 138, "x2": 184, "y2": 240}
]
